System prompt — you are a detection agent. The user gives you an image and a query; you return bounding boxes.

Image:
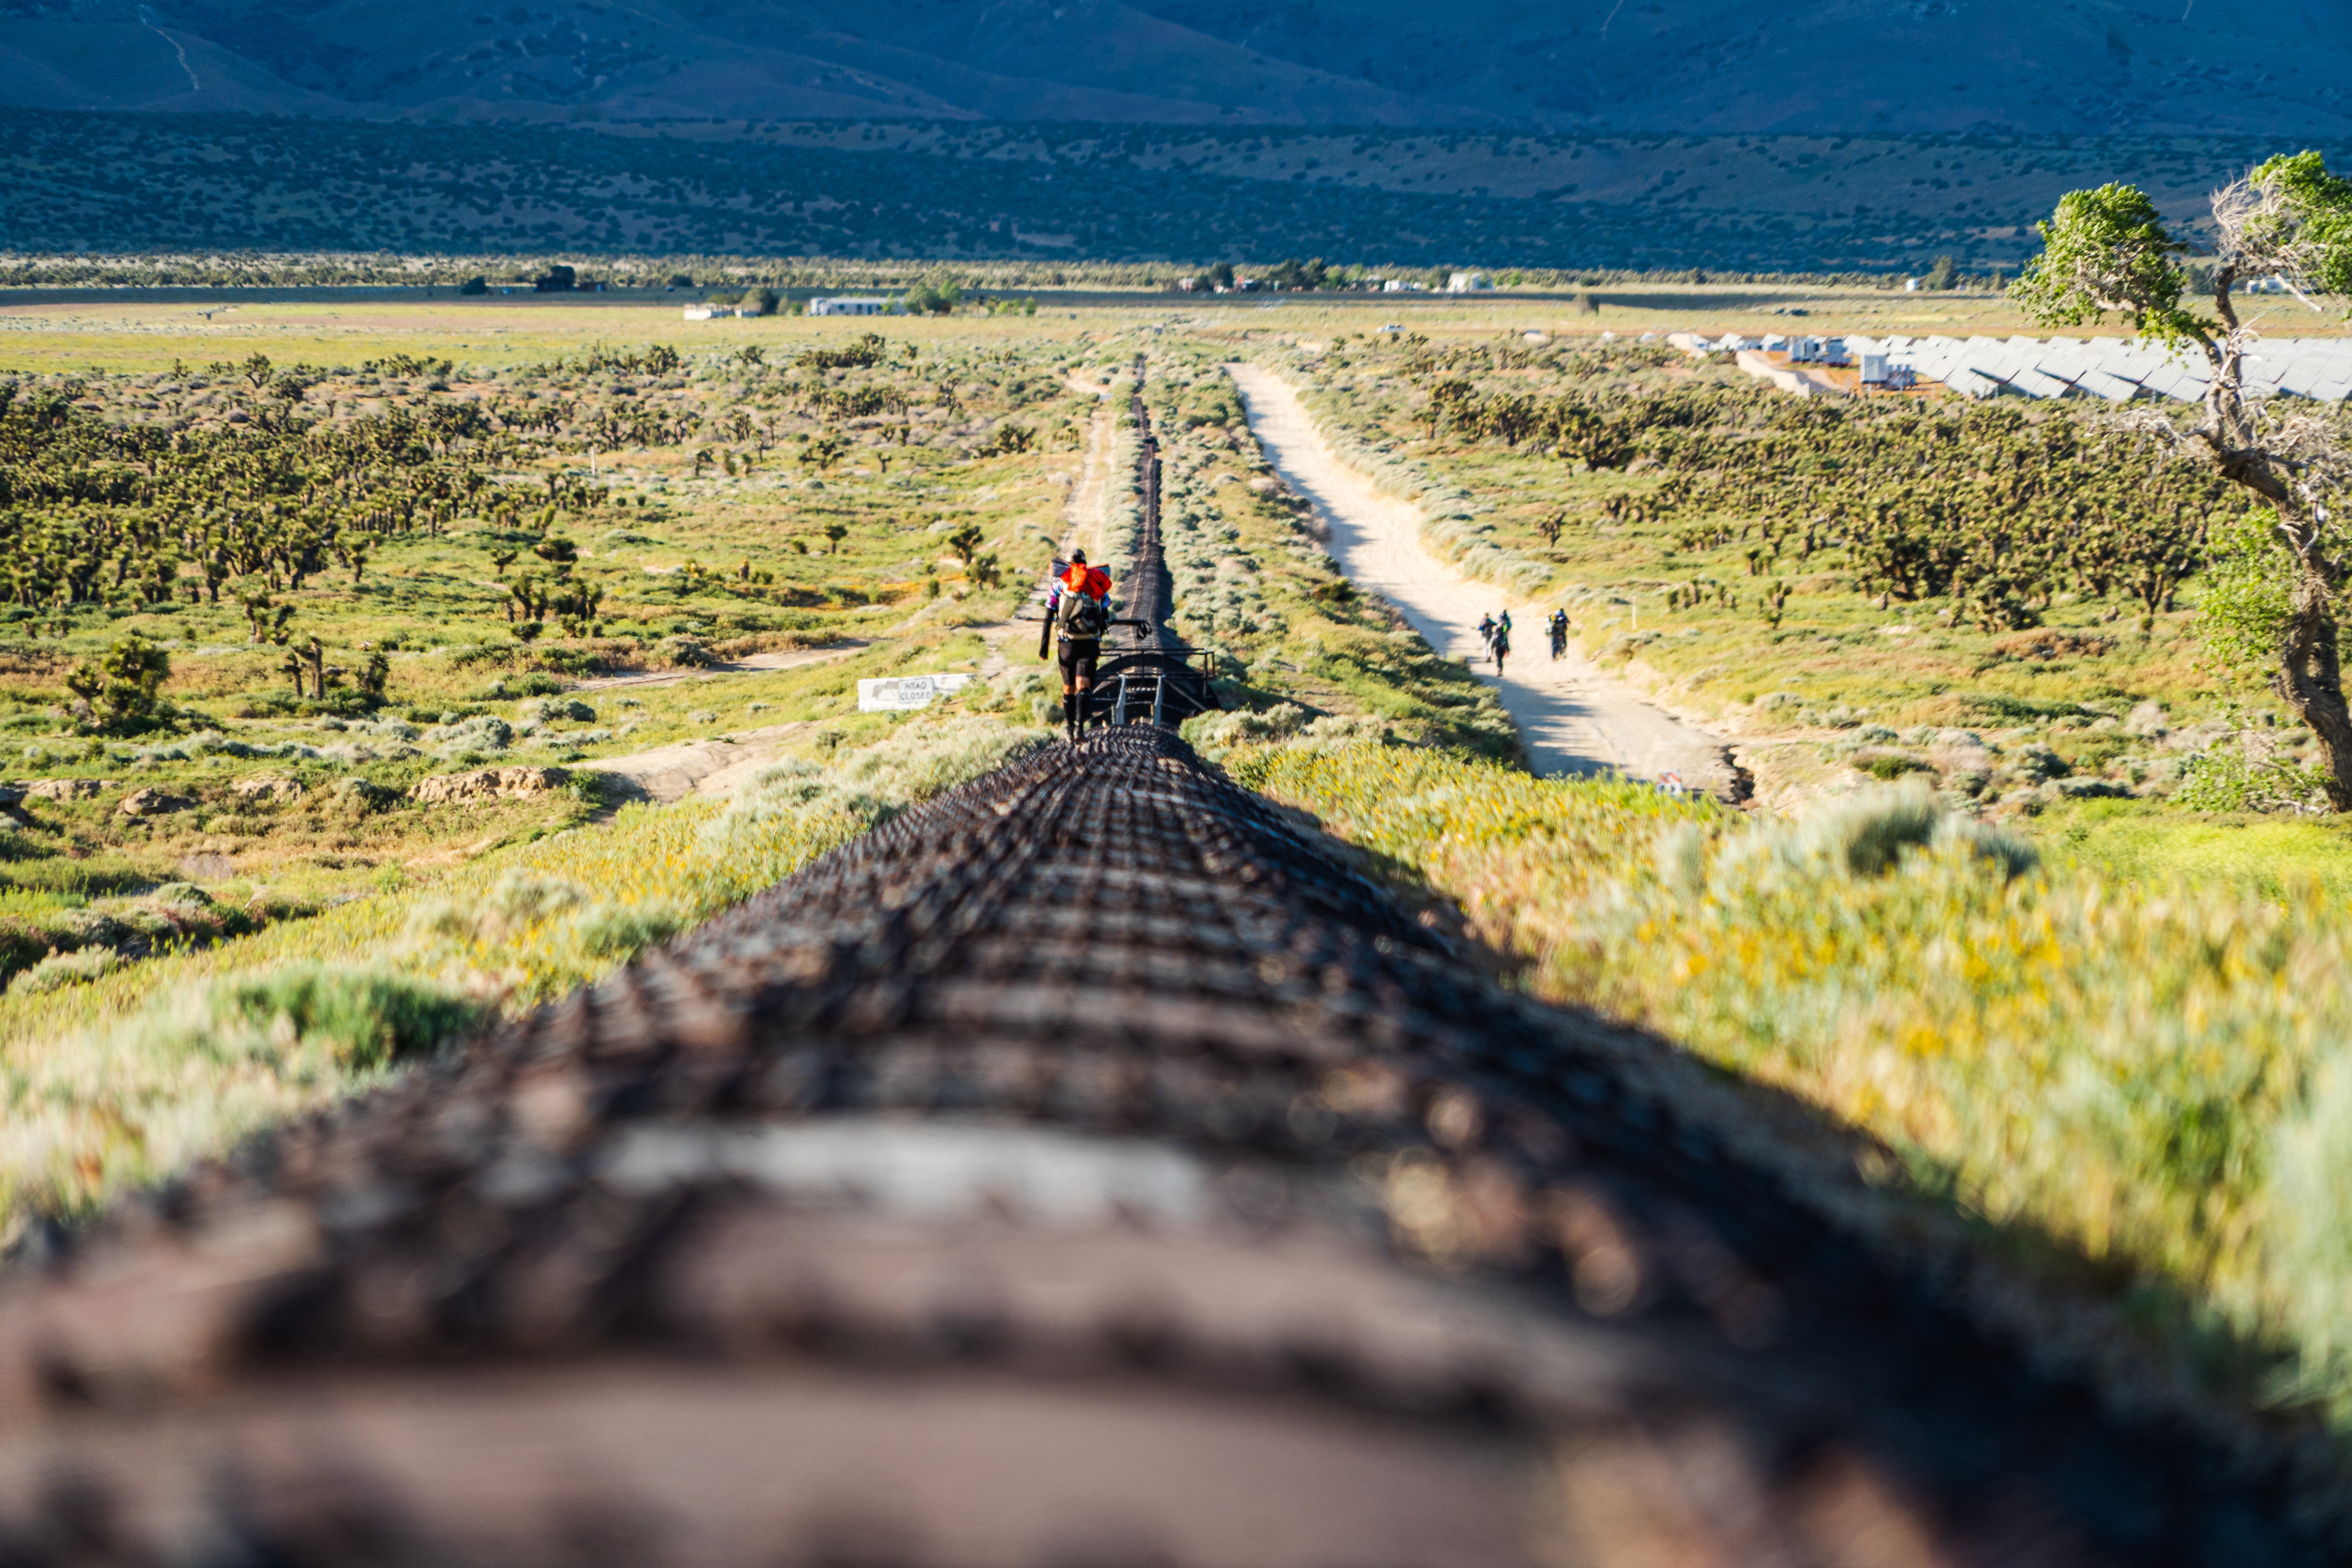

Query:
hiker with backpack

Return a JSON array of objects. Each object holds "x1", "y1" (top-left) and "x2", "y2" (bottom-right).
[
  {"x1": 1490, "y1": 614, "x2": 1511, "y2": 678},
  {"x1": 1044, "y1": 548, "x2": 1113, "y2": 742},
  {"x1": 1548, "y1": 609, "x2": 1569, "y2": 661}
]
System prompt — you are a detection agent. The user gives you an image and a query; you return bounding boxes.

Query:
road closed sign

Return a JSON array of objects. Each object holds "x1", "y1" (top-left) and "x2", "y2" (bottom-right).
[{"x1": 857, "y1": 673, "x2": 975, "y2": 712}]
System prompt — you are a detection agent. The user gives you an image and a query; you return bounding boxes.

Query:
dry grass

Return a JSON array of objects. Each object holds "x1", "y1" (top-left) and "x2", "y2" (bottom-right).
[
  {"x1": 1232, "y1": 739, "x2": 2352, "y2": 1417},
  {"x1": 0, "y1": 713, "x2": 1045, "y2": 1236}
]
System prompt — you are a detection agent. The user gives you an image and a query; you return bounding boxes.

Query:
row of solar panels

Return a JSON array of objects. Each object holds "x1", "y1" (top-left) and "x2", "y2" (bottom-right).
[
  {"x1": 1846, "y1": 335, "x2": 2352, "y2": 403},
  {"x1": 1669, "y1": 330, "x2": 2352, "y2": 403},
  {"x1": 1676, "y1": 332, "x2": 1840, "y2": 358}
]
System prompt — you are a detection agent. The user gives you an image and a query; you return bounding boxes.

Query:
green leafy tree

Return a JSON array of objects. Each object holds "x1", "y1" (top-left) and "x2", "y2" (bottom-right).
[
  {"x1": 1265, "y1": 257, "x2": 1328, "y2": 290},
  {"x1": 903, "y1": 276, "x2": 962, "y2": 315},
  {"x1": 1923, "y1": 254, "x2": 1959, "y2": 291},
  {"x1": 2015, "y1": 154, "x2": 2352, "y2": 806}
]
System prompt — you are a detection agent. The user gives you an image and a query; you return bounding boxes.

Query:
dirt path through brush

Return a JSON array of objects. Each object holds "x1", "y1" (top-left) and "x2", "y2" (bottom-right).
[
  {"x1": 583, "y1": 387, "x2": 1120, "y2": 798},
  {"x1": 576, "y1": 720, "x2": 819, "y2": 804},
  {"x1": 1227, "y1": 363, "x2": 1739, "y2": 795},
  {"x1": 1060, "y1": 375, "x2": 1116, "y2": 566},
  {"x1": 572, "y1": 642, "x2": 866, "y2": 692}
]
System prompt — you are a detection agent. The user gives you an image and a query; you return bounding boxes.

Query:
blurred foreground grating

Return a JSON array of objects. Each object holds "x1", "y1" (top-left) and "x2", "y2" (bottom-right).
[{"x1": 0, "y1": 727, "x2": 2327, "y2": 1566}]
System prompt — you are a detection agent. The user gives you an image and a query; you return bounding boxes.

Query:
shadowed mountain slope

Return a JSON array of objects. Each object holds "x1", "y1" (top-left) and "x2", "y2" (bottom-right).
[{"x1": 1, "y1": 0, "x2": 2347, "y2": 136}]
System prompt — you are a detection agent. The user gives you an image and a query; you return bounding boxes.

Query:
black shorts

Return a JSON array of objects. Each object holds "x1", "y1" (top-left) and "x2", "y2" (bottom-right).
[{"x1": 1057, "y1": 638, "x2": 1100, "y2": 684}]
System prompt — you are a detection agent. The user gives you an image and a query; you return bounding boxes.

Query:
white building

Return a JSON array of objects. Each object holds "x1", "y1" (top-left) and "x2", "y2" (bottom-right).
[
  {"x1": 811, "y1": 297, "x2": 888, "y2": 317},
  {"x1": 1446, "y1": 271, "x2": 1493, "y2": 294},
  {"x1": 682, "y1": 303, "x2": 731, "y2": 321}
]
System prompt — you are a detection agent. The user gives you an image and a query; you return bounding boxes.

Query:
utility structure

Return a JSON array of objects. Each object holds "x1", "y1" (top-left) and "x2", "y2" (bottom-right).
[{"x1": 0, "y1": 382, "x2": 2329, "y2": 1564}]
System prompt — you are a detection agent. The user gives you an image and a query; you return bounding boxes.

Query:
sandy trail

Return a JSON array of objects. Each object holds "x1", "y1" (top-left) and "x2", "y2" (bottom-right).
[
  {"x1": 579, "y1": 721, "x2": 818, "y2": 804},
  {"x1": 584, "y1": 383, "x2": 1124, "y2": 800},
  {"x1": 572, "y1": 643, "x2": 865, "y2": 691},
  {"x1": 1226, "y1": 363, "x2": 1737, "y2": 794},
  {"x1": 1060, "y1": 377, "x2": 1117, "y2": 565}
]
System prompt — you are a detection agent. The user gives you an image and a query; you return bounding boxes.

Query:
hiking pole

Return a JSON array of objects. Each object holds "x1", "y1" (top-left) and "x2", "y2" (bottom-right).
[{"x1": 1039, "y1": 558, "x2": 1067, "y2": 662}]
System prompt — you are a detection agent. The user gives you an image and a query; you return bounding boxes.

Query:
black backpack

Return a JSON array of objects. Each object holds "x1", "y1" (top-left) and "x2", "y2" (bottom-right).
[{"x1": 1059, "y1": 588, "x2": 1109, "y2": 639}]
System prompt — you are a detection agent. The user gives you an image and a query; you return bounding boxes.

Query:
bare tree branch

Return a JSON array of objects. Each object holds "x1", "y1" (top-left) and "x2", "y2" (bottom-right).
[{"x1": 2214, "y1": 170, "x2": 2348, "y2": 309}]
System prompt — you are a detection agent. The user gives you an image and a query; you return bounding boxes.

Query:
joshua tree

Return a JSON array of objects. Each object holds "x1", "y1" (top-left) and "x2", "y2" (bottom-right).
[
  {"x1": 2016, "y1": 152, "x2": 2352, "y2": 806},
  {"x1": 65, "y1": 633, "x2": 170, "y2": 732},
  {"x1": 801, "y1": 432, "x2": 849, "y2": 474}
]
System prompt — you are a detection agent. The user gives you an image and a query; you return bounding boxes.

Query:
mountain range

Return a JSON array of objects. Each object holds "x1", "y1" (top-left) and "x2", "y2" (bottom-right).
[{"x1": 3, "y1": 0, "x2": 2348, "y2": 137}]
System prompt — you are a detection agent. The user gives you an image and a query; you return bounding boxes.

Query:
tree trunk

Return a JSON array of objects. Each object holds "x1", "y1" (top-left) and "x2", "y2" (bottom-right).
[{"x1": 2277, "y1": 568, "x2": 2352, "y2": 810}]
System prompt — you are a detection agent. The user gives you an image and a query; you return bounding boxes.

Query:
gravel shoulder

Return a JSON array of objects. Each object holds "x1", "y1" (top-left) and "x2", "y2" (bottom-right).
[{"x1": 1227, "y1": 363, "x2": 1740, "y2": 797}]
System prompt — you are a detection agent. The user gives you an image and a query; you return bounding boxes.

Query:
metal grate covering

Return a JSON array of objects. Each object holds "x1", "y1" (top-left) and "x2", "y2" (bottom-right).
[{"x1": 0, "y1": 724, "x2": 2327, "y2": 1564}]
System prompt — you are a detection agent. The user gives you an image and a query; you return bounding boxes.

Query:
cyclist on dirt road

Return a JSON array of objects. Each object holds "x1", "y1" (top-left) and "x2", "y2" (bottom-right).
[{"x1": 1044, "y1": 548, "x2": 1113, "y2": 742}]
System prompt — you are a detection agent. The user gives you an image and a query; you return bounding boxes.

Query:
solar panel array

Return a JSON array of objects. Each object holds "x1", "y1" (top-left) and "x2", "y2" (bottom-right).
[
  {"x1": 1666, "y1": 331, "x2": 2352, "y2": 403},
  {"x1": 1850, "y1": 336, "x2": 2352, "y2": 403}
]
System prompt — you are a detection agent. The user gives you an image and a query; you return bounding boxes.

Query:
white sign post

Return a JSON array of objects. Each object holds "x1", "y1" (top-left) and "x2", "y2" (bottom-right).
[{"x1": 857, "y1": 673, "x2": 974, "y2": 713}]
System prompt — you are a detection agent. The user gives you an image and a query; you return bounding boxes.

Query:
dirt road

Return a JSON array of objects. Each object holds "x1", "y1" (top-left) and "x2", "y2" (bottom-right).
[
  {"x1": 576, "y1": 720, "x2": 818, "y2": 804},
  {"x1": 1226, "y1": 363, "x2": 1738, "y2": 795},
  {"x1": 574, "y1": 389, "x2": 1129, "y2": 795},
  {"x1": 570, "y1": 643, "x2": 865, "y2": 693}
]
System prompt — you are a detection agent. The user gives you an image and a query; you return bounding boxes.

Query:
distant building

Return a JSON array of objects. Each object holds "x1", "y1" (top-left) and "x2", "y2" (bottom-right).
[
  {"x1": 1446, "y1": 271, "x2": 1492, "y2": 294},
  {"x1": 682, "y1": 303, "x2": 727, "y2": 320},
  {"x1": 1173, "y1": 277, "x2": 1200, "y2": 292},
  {"x1": 1381, "y1": 279, "x2": 1426, "y2": 293},
  {"x1": 811, "y1": 297, "x2": 888, "y2": 316}
]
